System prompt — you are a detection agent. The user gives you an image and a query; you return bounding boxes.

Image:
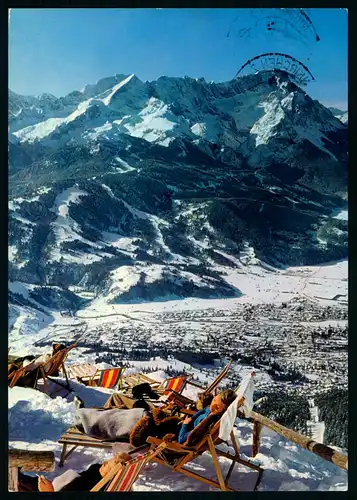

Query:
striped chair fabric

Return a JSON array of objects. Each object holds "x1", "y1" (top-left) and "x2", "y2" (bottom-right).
[
  {"x1": 105, "y1": 453, "x2": 149, "y2": 491},
  {"x1": 163, "y1": 376, "x2": 187, "y2": 395},
  {"x1": 90, "y1": 445, "x2": 166, "y2": 492},
  {"x1": 97, "y1": 367, "x2": 124, "y2": 389}
]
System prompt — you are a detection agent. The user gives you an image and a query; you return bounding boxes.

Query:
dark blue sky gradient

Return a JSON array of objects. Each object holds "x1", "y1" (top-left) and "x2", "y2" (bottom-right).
[{"x1": 9, "y1": 8, "x2": 348, "y2": 110}]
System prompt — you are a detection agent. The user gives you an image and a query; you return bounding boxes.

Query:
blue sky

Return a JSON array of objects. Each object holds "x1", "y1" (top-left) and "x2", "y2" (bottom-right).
[{"x1": 9, "y1": 8, "x2": 348, "y2": 110}]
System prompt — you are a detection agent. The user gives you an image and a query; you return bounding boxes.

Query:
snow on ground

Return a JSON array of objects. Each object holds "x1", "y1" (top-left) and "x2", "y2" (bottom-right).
[
  {"x1": 48, "y1": 186, "x2": 115, "y2": 264},
  {"x1": 8, "y1": 245, "x2": 18, "y2": 262},
  {"x1": 8, "y1": 254, "x2": 348, "y2": 491},
  {"x1": 101, "y1": 184, "x2": 194, "y2": 265},
  {"x1": 76, "y1": 253, "x2": 347, "y2": 316},
  {"x1": 213, "y1": 258, "x2": 348, "y2": 305},
  {"x1": 13, "y1": 118, "x2": 65, "y2": 143},
  {"x1": 100, "y1": 232, "x2": 139, "y2": 253},
  {"x1": 9, "y1": 311, "x2": 82, "y2": 356},
  {"x1": 113, "y1": 156, "x2": 136, "y2": 172},
  {"x1": 8, "y1": 378, "x2": 347, "y2": 491},
  {"x1": 101, "y1": 74, "x2": 135, "y2": 106},
  {"x1": 333, "y1": 210, "x2": 348, "y2": 221},
  {"x1": 123, "y1": 97, "x2": 189, "y2": 147},
  {"x1": 8, "y1": 306, "x2": 54, "y2": 354},
  {"x1": 8, "y1": 257, "x2": 348, "y2": 358},
  {"x1": 53, "y1": 187, "x2": 88, "y2": 218},
  {"x1": 250, "y1": 96, "x2": 285, "y2": 146}
]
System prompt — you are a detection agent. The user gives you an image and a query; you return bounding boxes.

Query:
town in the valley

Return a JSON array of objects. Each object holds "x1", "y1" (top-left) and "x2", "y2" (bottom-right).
[{"x1": 35, "y1": 296, "x2": 347, "y2": 399}]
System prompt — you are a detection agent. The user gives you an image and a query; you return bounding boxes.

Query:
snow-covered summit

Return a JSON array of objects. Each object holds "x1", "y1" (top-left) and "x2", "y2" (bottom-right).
[
  {"x1": 339, "y1": 111, "x2": 348, "y2": 124},
  {"x1": 329, "y1": 107, "x2": 348, "y2": 125},
  {"x1": 9, "y1": 71, "x2": 346, "y2": 156}
]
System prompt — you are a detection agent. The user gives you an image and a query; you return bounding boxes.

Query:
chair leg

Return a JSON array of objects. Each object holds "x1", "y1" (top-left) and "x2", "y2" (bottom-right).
[
  {"x1": 254, "y1": 468, "x2": 264, "y2": 490},
  {"x1": 59, "y1": 444, "x2": 78, "y2": 467},
  {"x1": 33, "y1": 368, "x2": 40, "y2": 390},
  {"x1": 207, "y1": 436, "x2": 227, "y2": 491},
  {"x1": 59, "y1": 444, "x2": 68, "y2": 467},
  {"x1": 41, "y1": 368, "x2": 49, "y2": 394},
  {"x1": 62, "y1": 364, "x2": 70, "y2": 389},
  {"x1": 224, "y1": 460, "x2": 236, "y2": 486},
  {"x1": 252, "y1": 422, "x2": 262, "y2": 457},
  {"x1": 177, "y1": 465, "x2": 234, "y2": 491},
  {"x1": 230, "y1": 430, "x2": 240, "y2": 457}
]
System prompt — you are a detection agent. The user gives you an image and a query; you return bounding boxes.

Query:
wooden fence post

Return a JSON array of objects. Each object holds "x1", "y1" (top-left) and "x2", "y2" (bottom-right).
[
  {"x1": 252, "y1": 421, "x2": 263, "y2": 457},
  {"x1": 8, "y1": 466, "x2": 18, "y2": 492}
]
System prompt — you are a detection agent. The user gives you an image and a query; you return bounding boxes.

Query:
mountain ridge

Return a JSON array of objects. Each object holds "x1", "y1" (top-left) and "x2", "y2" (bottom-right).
[{"x1": 8, "y1": 70, "x2": 348, "y2": 315}]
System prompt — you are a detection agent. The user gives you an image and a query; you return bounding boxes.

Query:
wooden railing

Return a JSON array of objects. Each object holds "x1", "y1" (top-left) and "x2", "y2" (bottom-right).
[
  {"x1": 244, "y1": 410, "x2": 348, "y2": 471},
  {"x1": 8, "y1": 449, "x2": 55, "y2": 492}
]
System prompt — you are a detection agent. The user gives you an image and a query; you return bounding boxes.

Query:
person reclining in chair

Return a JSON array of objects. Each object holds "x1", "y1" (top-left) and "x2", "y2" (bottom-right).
[
  {"x1": 129, "y1": 389, "x2": 240, "y2": 448},
  {"x1": 178, "y1": 389, "x2": 237, "y2": 444}
]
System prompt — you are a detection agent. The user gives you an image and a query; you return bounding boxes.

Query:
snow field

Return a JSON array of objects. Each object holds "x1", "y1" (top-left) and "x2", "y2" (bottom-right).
[{"x1": 8, "y1": 373, "x2": 347, "y2": 491}]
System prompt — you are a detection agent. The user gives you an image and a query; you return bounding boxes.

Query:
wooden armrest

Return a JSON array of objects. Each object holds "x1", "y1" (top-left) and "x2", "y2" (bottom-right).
[
  {"x1": 147, "y1": 437, "x2": 163, "y2": 446},
  {"x1": 179, "y1": 408, "x2": 196, "y2": 416},
  {"x1": 146, "y1": 437, "x2": 186, "y2": 453}
]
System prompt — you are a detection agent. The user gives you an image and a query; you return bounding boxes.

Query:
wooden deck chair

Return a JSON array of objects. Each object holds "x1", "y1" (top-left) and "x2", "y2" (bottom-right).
[
  {"x1": 58, "y1": 426, "x2": 149, "y2": 467},
  {"x1": 165, "y1": 391, "x2": 197, "y2": 415},
  {"x1": 203, "y1": 360, "x2": 232, "y2": 396},
  {"x1": 8, "y1": 344, "x2": 76, "y2": 393},
  {"x1": 8, "y1": 362, "x2": 41, "y2": 390},
  {"x1": 67, "y1": 363, "x2": 98, "y2": 382},
  {"x1": 156, "y1": 375, "x2": 191, "y2": 396},
  {"x1": 146, "y1": 412, "x2": 263, "y2": 491},
  {"x1": 122, "y1": 372, "x2": 162, "y2": 390},
  {"x1": 163, "y1": 361, "x2": 231, "y2": 400},
  {"x1": 58, "y1": 426, "x2": 117, "y2": 467},
  {"x1": 164, "y1": 361, "x2": 232, "y2": 412},
  {"x1": 90, "y1": 443, "x2": 167, "y2": 492},
  {"x1": 89, "y1": 367, "x2": 125, "y2": 390},
  {"x1": 39, "y1": 344, "x2": 77, "y2": 395}
]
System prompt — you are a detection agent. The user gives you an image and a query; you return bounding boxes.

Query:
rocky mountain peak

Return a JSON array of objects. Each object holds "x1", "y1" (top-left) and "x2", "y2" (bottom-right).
[{"x1": 8, "y1": 69, "x2": 347, "y2": 311}]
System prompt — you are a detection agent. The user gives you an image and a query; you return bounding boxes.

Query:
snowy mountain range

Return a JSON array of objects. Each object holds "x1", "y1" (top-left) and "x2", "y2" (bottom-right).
[
  {"x1": 8, "y1": 70, "x2": 348, "y2": 314},
  {"x1": 328, "y1": 107, "x2": 348, "y2": 125}
]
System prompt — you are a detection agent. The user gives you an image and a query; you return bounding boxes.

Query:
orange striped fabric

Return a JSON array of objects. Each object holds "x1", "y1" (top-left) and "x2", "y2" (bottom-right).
[
  {"x1": 106, "y1": 453, "x2": 149, "y2": 492},
  {"x1": 164, "y1": 376, "x2": 186, "y2": 395},
  {"x1": 98, "y1": 368, "x2": 123, "y2": 389}
]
